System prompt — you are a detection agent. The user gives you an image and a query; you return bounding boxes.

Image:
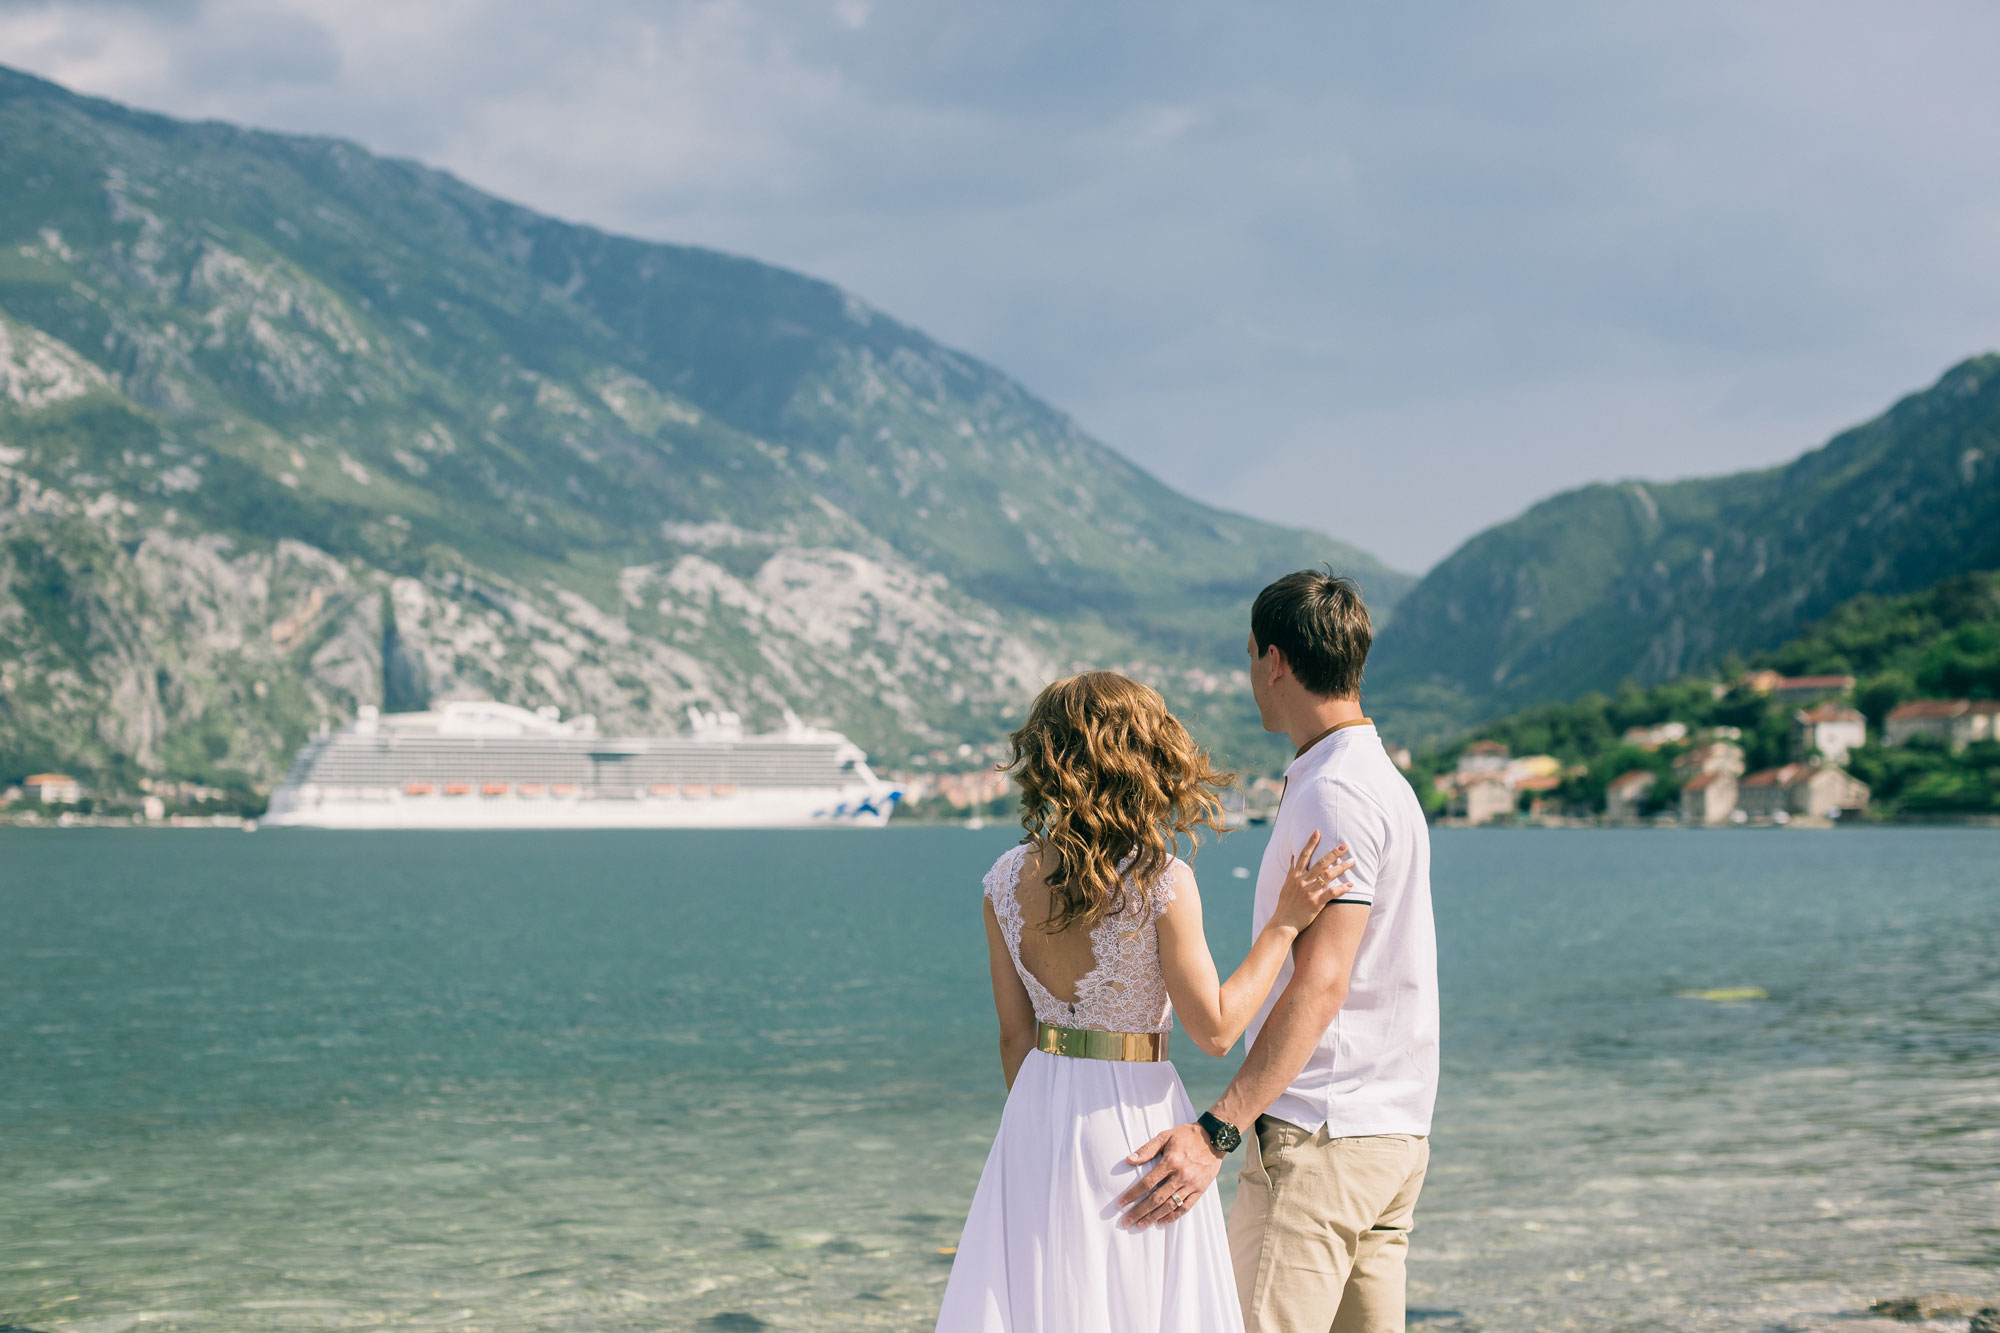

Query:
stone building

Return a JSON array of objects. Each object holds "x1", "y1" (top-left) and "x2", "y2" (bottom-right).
[
  {"x1": 1450, "y1": 775, "x2": 1516, "y2": 826},
  {"x1": 22, "y1": 773, "x2": 81, "y2": 803},
  {"x1": 1885, "y1": 699, "x2": 2000, "y2": 751},
  {"x1": 1622, "y1": 721, "x2": 1688, "y2": 750},
  {"x1": 1674, "y1": 741, "x2": 1746, "y2": 779},
  {"x1": 1457, "y1": 740, "x2": 1510, "y2": 777},
  {"x1": 1792, "y1": 705, "x2": 1867, "y2": 764},
  {"x1": 1679, "y1": 771, "x2": 1739, "y2": 825},
  {"x1": 1604, "y1": 770, "x2": 1657, "y2": 822},
  {"x1": 1737, "y1": 763, "x2": 1870, "y2": 819},
  {"x1": 1739, "y1": 671, "x2": 1857, "y2": 704}
]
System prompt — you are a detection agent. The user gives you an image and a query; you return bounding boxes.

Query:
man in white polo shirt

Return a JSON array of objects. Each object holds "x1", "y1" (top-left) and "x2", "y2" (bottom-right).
[{"x1": 1117, "y1": 569, "x2": 1438, "y2": 1333}]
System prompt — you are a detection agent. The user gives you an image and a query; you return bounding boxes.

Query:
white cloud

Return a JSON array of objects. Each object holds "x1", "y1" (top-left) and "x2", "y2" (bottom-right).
[{"x1": 2, "y1": 0, "x2": 1998, "y2": 569}]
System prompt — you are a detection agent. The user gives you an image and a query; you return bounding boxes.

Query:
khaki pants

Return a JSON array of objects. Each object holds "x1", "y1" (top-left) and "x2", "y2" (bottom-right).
[{"x1": 1228, "y1": 1117, "x2": 1430, "y2": 1333}]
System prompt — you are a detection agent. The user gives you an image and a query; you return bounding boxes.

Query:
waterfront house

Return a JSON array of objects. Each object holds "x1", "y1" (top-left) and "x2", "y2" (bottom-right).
[
  {"x1": 1884, "y1": 699, "x2": 2000, "y2": 751},
  {"x1": 1621, "y1": 722, "x2": 1688, "y2": 750},
  {"x1": 1674, "y1": 741, "x2": 1746, "y2": 778},
  {"x1": 1736, "y1": 766, "x2": 1794, "y2": 819},
  {"x1": 1450, "y1": 775, "x2": 1515, "y2": 825},
  {"x1": 1737, "y1": 763, "x2": 1870, "y2": 819},
  {"x1": 1680, "y1": 771, "x2": 1739, "y2": 825},
  {"x1": 897, "y1": 767, "x2": 1016, "y2": 812},
  {"x1": 1604, "y1": 770, "x2": 1657, "y2": 822},
  {"x1": 1502, "y1": 754, "x2": 1562, "y2": 785},
  {"x1": 23, "y1": 773, "x2": 81, "y2": 803},
  {"x1": 1512, "y1": 773, "x2": 1564, "y2": 820},
  {"x1": 1738, "y1": 671, "x2": 1857, "y2": 703},
  {"x1": 1792, "y1": 706, "x2": 1867, "y2": 764},
  {"x1": 1456, "y1": 740, "x2": 1510, "y2": 777}
]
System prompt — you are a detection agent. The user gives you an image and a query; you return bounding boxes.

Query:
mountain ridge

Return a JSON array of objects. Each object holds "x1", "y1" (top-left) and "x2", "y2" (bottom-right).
[
  {"x1": 1367, "y1": 354, "x2": 2000, "y2": 743},
  {"x1": 0, "y1": 62, "x2": 1410, "y2": 790}
]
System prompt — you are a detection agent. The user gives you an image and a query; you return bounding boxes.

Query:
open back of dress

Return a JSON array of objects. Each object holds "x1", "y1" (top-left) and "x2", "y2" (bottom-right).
[{"x1": 984, "y1": 841, "x2": 1177, "y2": 1035}]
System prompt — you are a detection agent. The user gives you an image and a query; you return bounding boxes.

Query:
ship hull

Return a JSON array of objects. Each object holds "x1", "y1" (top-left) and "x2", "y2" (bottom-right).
[{"x1": 262, "y1": 784, "x2": 897, "y2": 829}]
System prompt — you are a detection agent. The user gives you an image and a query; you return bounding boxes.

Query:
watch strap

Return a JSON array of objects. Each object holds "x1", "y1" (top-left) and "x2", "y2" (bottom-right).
[{"x1": 1197, "y1": 1110, "x2": 1242, "y2": 1153}]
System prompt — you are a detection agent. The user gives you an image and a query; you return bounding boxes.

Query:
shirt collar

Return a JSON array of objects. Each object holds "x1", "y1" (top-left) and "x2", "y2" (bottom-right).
[{"x1": 1286, "y1": 717, "x2": 1373, "y2": 775}]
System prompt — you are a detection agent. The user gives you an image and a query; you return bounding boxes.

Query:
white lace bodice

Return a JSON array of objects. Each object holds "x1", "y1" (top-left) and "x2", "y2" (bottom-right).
[{"x1": 983, "y1": 842, "x2": 1180, "y2": 1035}]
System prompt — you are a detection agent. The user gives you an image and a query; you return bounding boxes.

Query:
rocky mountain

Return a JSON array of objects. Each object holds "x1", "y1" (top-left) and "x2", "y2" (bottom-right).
[
  {"x1": 0, "y1": 64, "x2": 1411, "y2": 791},
  {"x1": 1367, "y1": 355, "x2": 2000, "y2": 743}
]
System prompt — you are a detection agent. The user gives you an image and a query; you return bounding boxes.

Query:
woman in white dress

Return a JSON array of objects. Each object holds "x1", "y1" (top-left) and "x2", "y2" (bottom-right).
[{"x1": 936, "y1": 671, "x2": 1353, "y2": 1332}]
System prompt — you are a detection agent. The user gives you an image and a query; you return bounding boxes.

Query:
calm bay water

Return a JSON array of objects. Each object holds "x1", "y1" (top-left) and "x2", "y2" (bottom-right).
[{"x1": 2, "y1": 826, "x2": 1996, "y2": 1332}]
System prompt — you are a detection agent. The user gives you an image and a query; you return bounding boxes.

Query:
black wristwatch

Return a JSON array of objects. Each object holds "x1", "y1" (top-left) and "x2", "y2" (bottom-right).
[{"x1": 1197, "y1": 1110, "x2": 1242, "y2": 1154}]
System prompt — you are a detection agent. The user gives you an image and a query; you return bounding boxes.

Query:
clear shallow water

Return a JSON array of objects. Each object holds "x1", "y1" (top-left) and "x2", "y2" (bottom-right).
[{"x1": 1, "y1": 826, "x2": 1995, "y2": 1332}]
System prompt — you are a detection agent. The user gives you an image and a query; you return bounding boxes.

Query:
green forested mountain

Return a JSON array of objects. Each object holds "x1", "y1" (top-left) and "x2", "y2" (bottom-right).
[
  {"x1": 1367, "y1": 356, "x2": 2000, "y2": 742},
  {"x1": 1757, "y1": 571, "x2": 2000, "y2": 704},
  {"x1": 0, "y1": 65, "x2": 1409, "y2": 790}
]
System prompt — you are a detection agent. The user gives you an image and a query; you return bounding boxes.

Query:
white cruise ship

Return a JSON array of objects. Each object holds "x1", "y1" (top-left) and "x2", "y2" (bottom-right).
[{"x1": 263, "y1": 701, "x2": 901, "y2": 829}]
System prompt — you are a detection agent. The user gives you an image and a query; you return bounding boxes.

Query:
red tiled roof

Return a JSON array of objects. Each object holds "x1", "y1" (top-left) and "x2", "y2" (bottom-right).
[
  {"x1": 1463, "y1": 740, "x2": 1509, "y2": 755},
  {"x1": 1740, "y1": 764, "x2": 1808, "y2": 788},
  {"x1": 1683, "y1": 772, "x2": 1729, "y2": 792},
  {"x1": 1888, "y1": 699, "x2": 1971, "y2": 721},
  {"x1": 1797, "y1": 705, "x2": 1864, "y2": 723},
  {"x1": 1674, "y1": 741, "x2": 1743, "y2": 766},
  {"x1": 1776, "y1": 674, "x2": 1855, "y2": 689},
  {"x1": 1607, "y1": 769, "x2": 1655, "y2": 793}
]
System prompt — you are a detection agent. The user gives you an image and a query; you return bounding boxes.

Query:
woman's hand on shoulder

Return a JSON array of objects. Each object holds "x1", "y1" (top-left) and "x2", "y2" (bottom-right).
[{"x1": 1269, "y1": 831, "x2": 1356, "y2": 936}]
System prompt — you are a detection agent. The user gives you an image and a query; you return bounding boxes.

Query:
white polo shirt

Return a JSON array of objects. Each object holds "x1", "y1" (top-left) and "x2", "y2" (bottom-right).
[{"x1": 1245, "y1": 721, "x2": 1439, "y2": 1137}]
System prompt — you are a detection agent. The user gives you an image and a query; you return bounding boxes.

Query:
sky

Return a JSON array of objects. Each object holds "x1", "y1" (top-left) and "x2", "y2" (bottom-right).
[{"x1": 3, "y1": 1, "x2": 1999, "y2": 573}]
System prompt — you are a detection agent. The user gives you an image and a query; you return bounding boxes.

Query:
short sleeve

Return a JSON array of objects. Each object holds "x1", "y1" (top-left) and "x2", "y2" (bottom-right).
[
  {"x1": 984, "y1": 845, "x2": 1032, "y2": 951},
  {"x1": 1145, "y1": 857, "x2": 1186, "y2": 919},
  {"x1": 980, "y1": 840, "x2": 1024, "y2": 892},
  {"x1": 1294, "y1": 777, "x2": 1387, "y2": 908}
]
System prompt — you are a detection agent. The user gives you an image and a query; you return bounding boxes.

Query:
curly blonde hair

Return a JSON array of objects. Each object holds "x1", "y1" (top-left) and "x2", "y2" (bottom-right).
[{"x1": 1005, "y1": 671, "x2": 1235, "y2": 933}]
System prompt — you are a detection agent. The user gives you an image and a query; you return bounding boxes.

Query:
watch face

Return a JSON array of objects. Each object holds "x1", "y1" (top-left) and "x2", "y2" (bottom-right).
[{"x1": 1201, "y1": 1113, "x2": 1242, "y2": 1152}]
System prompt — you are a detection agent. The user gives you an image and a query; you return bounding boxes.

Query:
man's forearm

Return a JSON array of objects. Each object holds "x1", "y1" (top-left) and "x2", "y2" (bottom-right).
[{"x1": 1206, "y1": 980, "x2": 1344, "y2": 1129}]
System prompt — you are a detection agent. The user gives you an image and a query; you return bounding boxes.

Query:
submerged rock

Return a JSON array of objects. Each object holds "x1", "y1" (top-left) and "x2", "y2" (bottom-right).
[{"x1": 1870, "y1": 1294, "x2": 1981, "y2": 1320}]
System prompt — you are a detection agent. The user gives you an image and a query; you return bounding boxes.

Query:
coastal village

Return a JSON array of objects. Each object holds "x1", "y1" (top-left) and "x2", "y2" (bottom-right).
[{"x1": 1425, "y1": 672, "x2": 2000, "y2": 827}]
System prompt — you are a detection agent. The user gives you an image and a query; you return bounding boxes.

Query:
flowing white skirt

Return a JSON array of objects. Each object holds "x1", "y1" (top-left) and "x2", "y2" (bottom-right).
[{"x1": 935, "y1": 1048, "x2": 1245, "y2": 1332}]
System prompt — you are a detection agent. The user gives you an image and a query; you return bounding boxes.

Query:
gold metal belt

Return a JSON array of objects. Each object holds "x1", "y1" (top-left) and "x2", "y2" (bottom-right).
[{"x1": 1036, "y1": 1021, "x2": 1169, "y2": 1062}]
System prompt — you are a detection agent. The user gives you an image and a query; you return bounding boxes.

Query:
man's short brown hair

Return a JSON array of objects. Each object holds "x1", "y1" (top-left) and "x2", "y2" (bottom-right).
[{"x1": 1250, "y1": 569, "x2": 1372, "y2": 699}]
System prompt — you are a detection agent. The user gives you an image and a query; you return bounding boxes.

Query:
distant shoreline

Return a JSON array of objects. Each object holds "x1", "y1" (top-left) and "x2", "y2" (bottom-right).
[
  {"x1": 1427, "y1": 814, "x2": 2000, "y2": 830},
  {"x1": 6, "y1": 812, "x2": 1998, "y2": 832}
]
